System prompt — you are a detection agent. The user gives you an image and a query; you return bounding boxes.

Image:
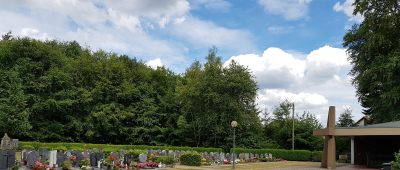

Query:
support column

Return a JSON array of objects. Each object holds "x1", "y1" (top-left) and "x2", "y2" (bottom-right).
[
  {"x1": 321, "y1": 106, "x2": 336, "y2": 169},
  {"x1": 351, "y1": 138, "x2": 354, "y2": 164}
]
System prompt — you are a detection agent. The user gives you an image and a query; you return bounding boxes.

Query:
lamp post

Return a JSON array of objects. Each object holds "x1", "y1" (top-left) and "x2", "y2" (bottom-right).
[{"x1": 231, "y1": 121, "x2": 238, "y2": 169}]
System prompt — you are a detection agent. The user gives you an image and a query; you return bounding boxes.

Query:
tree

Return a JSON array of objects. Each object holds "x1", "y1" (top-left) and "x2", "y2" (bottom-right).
[
  {"x1": 343, "y1": 0, "x2": 400, "y2": 122},
  {"x1": 337, "y1": 107, "x2": 355, "y2": 127}
]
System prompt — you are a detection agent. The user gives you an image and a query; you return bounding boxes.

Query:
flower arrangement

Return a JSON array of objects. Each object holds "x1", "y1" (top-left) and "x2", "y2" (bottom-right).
[
  {"x1": 60, "y1": 161, "x2": 72, "y2": 170},
  {"x1": 201, "y1": 158, "x2": 206, "y2": 162},
  {"x1": 209, "y1": 158, "x2": 213, "y2": 162},
  {"x1": 238, "y1": 160, "x2": 246, "y2": 163},
  {"x1": 82, "y1": 158, "x2": 90, "y2": 166},
  {"x1": 145, "y1": 162, "x2": 159, "y2": 167},
  {"x1": 30, "y1": 161, "x2": 54, "y2": 170},
  {"x1": 69, "y1": 155, "x2": 77, "y2": 164},
  {"x1": 134, "y1": 163, "x2": 146, "y2": 168},
  {"x1": 201, "y1": 162, "x2": 211, "y2": 165},
  {"x1": 109, "y1": 154, "x2": 115, "y2": 162},
  {"x1": 223, "y1": 161, "x2": 230, "y2": 164},
  {"x1": 118, "y1": 165, "x2": 130, "y2": 169}
]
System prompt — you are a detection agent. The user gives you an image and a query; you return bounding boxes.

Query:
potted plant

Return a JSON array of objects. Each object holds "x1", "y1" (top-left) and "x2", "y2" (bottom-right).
[
  {"x1": 60, "y1": 161, "x2": 72, "y2": 170},
  {"x1": 11, "y1": 165, "x2": 19, "y2": 170}
]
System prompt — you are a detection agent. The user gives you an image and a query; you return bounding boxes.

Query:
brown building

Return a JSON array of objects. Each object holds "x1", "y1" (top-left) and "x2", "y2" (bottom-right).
[{"x1": 313, "y1": 106, "x2": 400, "y2": 169}]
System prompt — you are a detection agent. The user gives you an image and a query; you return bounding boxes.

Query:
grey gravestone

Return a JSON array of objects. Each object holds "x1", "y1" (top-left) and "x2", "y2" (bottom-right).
[
  {"x1": 201, "y1": 152, "x2": 204, "y2": 159},
  {"x1": 123, "y1": 152, "x2": 134, "y2": 165},
  {"x1": 239, "y1": 153, "x2": 244, "y2": 160},
  {"x1": 269, "y1": 154, "x2": 272, "y2": 158},
  {"x1": 93, "y1": 148, "x2": 102, "y2": 152},
  {"x1": 64, "y1": 151, "x2": 71, "y2": 158},
  {"x1": 27, "y1": 151, "x2": 39, "y2": 168},
  {"x1": 245, "y1": 153, "x2": 249, "y2": 160},
  {"x1": 250, "y1": 153, "x2": 254, "y2": 159},
  {"x1": 150, "y1": 150, "x2": 154, "y2": 156},
  {"x1": 204, "y1": 152, "x2": 209, "y2": 161},
  {"x1": 120, "y1": 149, "x2": 127, "y2": 158},
  {"x1": 219, "y1": 153, "x2": 224, "y2": 162},
  {"x1": 162, "y1": 150, "x2": 167, "y2": 156},
  {"x1": 234, "y1": 153, "x2": 237, "y2": 160},
  {"x1": 0, "y1": 151, "x2": 15, "y2": 169},
  {"x1": 21, "y1": 149, "x2": 28, "y2": 161},
  {"x1": 110, "y1": 152, "x2": 119, "y2": 161},
  {"x1": 39, "y1": 148, "x2": 50, "y2": 162},
  {"x1": 49, "y1": 150, "x2": 57, "y2": 167},
  {"x1": 255, "y1": 154, "x2": 259, "y2": 158},
  {"x1": 56, "y1": 152, "x2": 66, "y2": 166},
  {"x1": 82, "y1": 151, "x2": 90, "y2": 160},
  {"x1": 175, "y1": 150, "x2": 180, "y2": 157},
  {"x1": 168, "y1": 150, "x2": 174, "y2": 156},
  {"x1": 90, "y1": 152, "x2": 104, "y2": 167},
  {"x1": 260, "y1": 154, "x2": 264, "y2": 158},
  {"x1": 226, "y1": 153, "x2": 231, "y2": 161},
  {"x1": 265, "y1": 153, "x2": 268, "y2": 158},
  {"x1": 72, "y1": 151, "x2": 84, "y2": 166},
  {"x1": 213, "y1": 152, "x2": 219, "y2": 161},
  {"x1": 154, "y1": 151, "x2": 160, "y2": 156},
  {"x1": 138, "y1": 153, "x2": 147, "y2": 163}
]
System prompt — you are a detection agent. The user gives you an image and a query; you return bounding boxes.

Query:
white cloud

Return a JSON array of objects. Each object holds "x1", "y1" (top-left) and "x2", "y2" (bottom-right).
[
  {"x1": 258, "y1": 0, "x2": 312, "y2": 20},
  {"x1": 174, "y1": 17, "x2": 187, "y2": 25},
  {"x1": 333, "y1": 0, "x2": 364, "y2": 23},
  {"x1": 189, "y1": 0, "x2": 232, "y2": 12},
  {"x1": 21, "y1": 28, "x2": 51, "y2": 40},
  {"x1": 267, "y1": 26, "x2": 294, "y2": 34},
  {"x1": 147, "y1": 58, "x2": 163, "y2": 69},
  {"x1": 224, "y1": 45, "x2": 361, "y2": 126}
]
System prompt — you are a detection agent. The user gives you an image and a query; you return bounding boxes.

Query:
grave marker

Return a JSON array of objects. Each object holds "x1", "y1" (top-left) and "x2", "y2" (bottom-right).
[
  {"x1": 0, "y1": 150, "x2": 15, "y2": 169},
  {"x1": 138, "y1": 153, "x2": 147, "y2": 163},
  {"x1": 27, "y1": 151, "x2": 39, "y2": 168}
]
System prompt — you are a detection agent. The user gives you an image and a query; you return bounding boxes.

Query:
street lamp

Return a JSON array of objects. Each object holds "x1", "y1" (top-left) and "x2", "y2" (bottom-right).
[{"x1": 231, "y1": 121, "x2": 238, "y2": 169}]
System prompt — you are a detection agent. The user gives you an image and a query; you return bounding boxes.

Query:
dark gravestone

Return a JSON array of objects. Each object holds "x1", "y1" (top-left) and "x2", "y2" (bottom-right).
[
  {"x1": 72, "y1": 151, "x2": 84, "y2": 166},
  {"x1": 56, "y1": 152, "x2": 66, "y2": 166},
  {"x1": 123, "y1": 152, "x2": 134, "y2": 165},
  {"x1": 0, "y1": 151, "x2": 15, "y2": 169},
  {"x1": 82, "y1": 151, "x2": 90, "y2": 160},
  {"x1": 39, "y1": 148, "x2": 50, "y2": 162},
  {"x1": 27, "y1": 151, "x2": 39, "y2": 168},
  {"x1": 90, "y1": 152, "x2": 103, "y2": 167}
]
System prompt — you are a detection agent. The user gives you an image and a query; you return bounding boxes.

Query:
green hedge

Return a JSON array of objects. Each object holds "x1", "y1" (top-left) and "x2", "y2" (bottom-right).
[
  {"x1": 18, "y1": 142, "x2": 222, "y2": 153},
  {"x1": 126, "y1": 150, "x2": 147, "y2": 162},
  {"x1": 150, "y1": 156, "x2": 175, "y2": 165},
  {"x1": 180, "y1": 153, "x2": 202, "y2": 166},
  {"x1": 311, "y1": 151, "x2": 323, "y2": 162},
  {"x1": 230, "y1": 148, "x2": 322, "y2": 162}
]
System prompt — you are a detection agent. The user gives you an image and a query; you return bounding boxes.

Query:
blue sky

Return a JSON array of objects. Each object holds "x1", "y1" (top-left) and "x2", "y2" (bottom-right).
[{"x1": 0, "y1": 0, "x2": 363, "y2": 126}]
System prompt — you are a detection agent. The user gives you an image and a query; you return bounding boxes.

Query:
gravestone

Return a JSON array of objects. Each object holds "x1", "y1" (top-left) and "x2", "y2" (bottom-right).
[
  {"x1": 168, "y1": 150, "x2": 174, "y2": 156},
  {"x1": 260, "y1": 154, "x2": 264, "y2": 158},
  {"x1": 255, "y1": 154, "x2": 259, "y2": 158},
  {"x1": 64, "y1": 151, "x2": 72, "y2": 158},
  {"x1": 120, "y1": 149, "x2": 127, "y2": 158},
  {"x1": 27, "y1": 151, "x2": 39, "y2": 168},
  {"x1": 49, "y1": 150, "x2": 57, "y2": 167},
  {"x1": 269, "y1": 154, "x2": 272, "y2": 159},
  {"x1": 144, "y1": 149, "x2": 149, "y2": 155},
  {"x1": 56, "y1": 152, "x2": 66, "y2": 166},
  {"x1": 93, "y1": 148, "x2": 102, "y2": 152},
  {"x1": 181, "y1": 150, "x2": 186, "y2": 155},
  {"x1": 90, "y1": 152, "x2": 104, "y2": 167},
  {"x1": 265, "y1": 153, "x2": 268, "y2": 158},
  {"x1": 250, "y1": 153, "x2": 254, "y2": 159},
  {"x1": 175, "y1": 150, "x2": 180, "y2": 157},
  {"x1": 161, "y1": 150, "x2": 167, "y2": 156},
  {"x1": 72, "y1": 150, "x2": 84, "y2": 166},
  {"x1": 0, "y1": 150, "x2": 15, "y2": 169},
  {"x1": 219, "y1": 153, "x2": 225, "y2": 162},
  {"x1": 204, "y1": 152, "x2": 209, "y2": 161},
  {"x1": 21, "y1": 149, "x2": 28, "y2": 161},
  {"x1": 150, "y1": 150, "x2": 154, "y2": 156},
  {"x1": 239, "y1": 153, "x2": 244, "y2": 160},
  {"x1": 226, "y1": 153, "x2": 231, "y2": 161},
  {"x1": 213, "y1": 152, "x2": 219, "y2": 161},
  {"x1": 154, "y1": 150, "x2": 160, "y2": 156},
  {"x1": 82, "y1": 151, "x2": 90, "y2": 160},
  {"x1": 138, "y1": 153, "x2": 147, "y2": 163},
  {"x1": 244, "y1": 153, "x2": 249, "y2": 160},
  {"x1": 39, "y1": 148, "x2": 50, "y2": 162},
  {"x1": 123, "y1": 152, "x2": 134, "y2": 165},
  {"x1": 234, "y1": 153, "x2": 237, "y2": 160},
  {"x1": 110, "y1": 152, "x2": 120, "y2": 161}
]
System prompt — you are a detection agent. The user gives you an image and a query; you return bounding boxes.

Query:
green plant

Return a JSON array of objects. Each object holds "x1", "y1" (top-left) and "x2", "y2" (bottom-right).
[
  {"x1": 61, "y1": 160, "x2": 72, "y2": 169},
  {"x1": 392, "y1": 149, "x2": 400, "y2": 169},
  {"x1": 113, "y1": 166, "x2": 119, "y2": 170},
  {"x1": 11, "y1": 165, "x2": 19, "y2": 170},
  {"x1": 164, "y1": 156, "x2": 175, "y2": 166},
  {"x1": 126, "y1": 150, "x2": 147, "y2": 162},
  {"x1": 23, "y1": 145, "x2": 34, "y2": 150},
  {"x1": 180, "y1": 153, "x2": 201, "y2": 166},
  {"x1": 311, "y1": 151, "x2": 323, "y2": 162},
  {"x1": 54, "y1": 146, "x2": 68, "y2": 151}
]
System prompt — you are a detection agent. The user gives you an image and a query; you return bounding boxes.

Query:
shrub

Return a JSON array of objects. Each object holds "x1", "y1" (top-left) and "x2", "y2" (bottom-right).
[
  {"x1": 126, "y1": 150, "x2": 147, "y2": 162},
  {"x1": 151, "y1": 156, "x2": 167, "y2": 163},
  {"x1": 69, "y1": 147, "x2": 85, "y2": 152},
  {"x1": 286, "y1": 150, "x2": 311, "y2": 161},
  {"x1": 23, "y1": 145, "x2": 34, "y2": 150},
  {"x1": 311, "y1": 151, "x2": 323, "y2": 162},
  {"x1": 180, "y1": 153, "x2": 201, "y2": 166},
  {"x1": 54, "y1": 146, "x2": 68, "y2": 151},
  {"x1": 259, "y1": 158, "x2": 268, "y2": 162}
]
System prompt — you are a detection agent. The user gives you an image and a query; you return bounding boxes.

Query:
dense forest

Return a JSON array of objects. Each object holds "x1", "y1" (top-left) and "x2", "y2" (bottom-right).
[{"x1": 0, "y1": 33, "x2": 325, "y2": 151}]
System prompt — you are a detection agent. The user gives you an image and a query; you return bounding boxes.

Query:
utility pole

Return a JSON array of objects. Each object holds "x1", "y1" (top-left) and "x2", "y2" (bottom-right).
[{"x1": 292, "y1": 103, "x2": 294, "y2": 150}]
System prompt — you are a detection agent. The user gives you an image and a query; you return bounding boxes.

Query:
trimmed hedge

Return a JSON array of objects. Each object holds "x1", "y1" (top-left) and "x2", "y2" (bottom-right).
[
  {"x1": 18, "y1": 142, "x2": 222, "y2": 153},
  {"x1": 180, "y1": 153, "x2": 202, "y2": 166},
  {"x1": 230, "y1": 148, "x2": 323, "y2": 162}
]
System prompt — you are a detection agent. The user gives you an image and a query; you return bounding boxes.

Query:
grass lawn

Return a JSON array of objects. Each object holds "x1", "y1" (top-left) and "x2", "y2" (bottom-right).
[{"x1": 210, "y1": 161, "x2": 317, "y2": 169}]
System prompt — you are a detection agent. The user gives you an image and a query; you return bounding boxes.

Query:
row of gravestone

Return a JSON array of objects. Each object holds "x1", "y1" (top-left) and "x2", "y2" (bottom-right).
[{"x1": 199, "y1": 152, "x2": 273, "y2": 162}]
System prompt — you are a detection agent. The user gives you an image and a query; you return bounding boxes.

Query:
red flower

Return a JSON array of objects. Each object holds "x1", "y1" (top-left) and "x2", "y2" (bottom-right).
[{"x1": 110, "y1": 154, "x2": 115, "y2": 161}]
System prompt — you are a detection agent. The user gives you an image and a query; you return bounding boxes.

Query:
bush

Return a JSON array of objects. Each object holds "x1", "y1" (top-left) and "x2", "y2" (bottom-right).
[
  {"x1": 23, "y1": 145, "x2": 34, "y2": 150},
  {"x1": 70, "y1": 147, "x2": 85, "y2": 152},
  {"x1": 54, "y1": 146, "x2": 68, "y2": 151},
  {"x1": 126, "y1": 150, "x2": 147, "y2": 162},
  {"x1": 180, "y1": 153, "x2": 201, "y2": 166},
  {"x1": 150, "y1": 156, "x2": 167, "y2": 163},
  {"x1": 286, "y1": 150, "x2": 311, "y2": 161},
  {"x1": 311, "y1": 151, "x2": 323, "y2": 162}
]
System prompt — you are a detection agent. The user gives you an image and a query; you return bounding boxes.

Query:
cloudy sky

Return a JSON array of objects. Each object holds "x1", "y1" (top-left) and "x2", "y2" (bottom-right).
[{"x1": 0, "y1": 0, "x2": 363, "y2": 126}]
